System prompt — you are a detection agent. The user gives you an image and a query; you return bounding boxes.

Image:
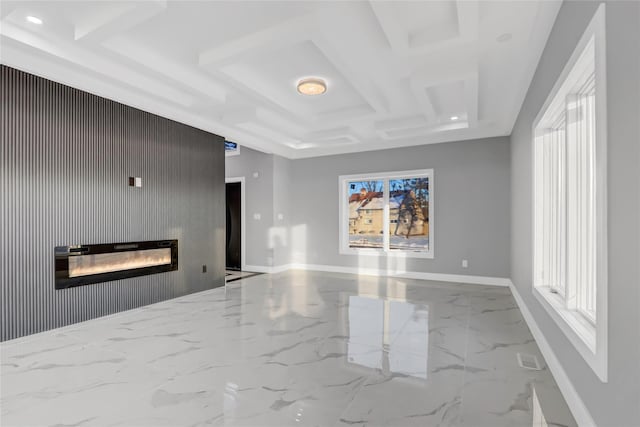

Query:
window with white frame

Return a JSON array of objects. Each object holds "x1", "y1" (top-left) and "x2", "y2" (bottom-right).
[
  {"x1": 339, "y1": 169, "x2": 434, "y2": 258},
  {"x1": 532, "y1": 4, "x2": 607, "y2": 382}
]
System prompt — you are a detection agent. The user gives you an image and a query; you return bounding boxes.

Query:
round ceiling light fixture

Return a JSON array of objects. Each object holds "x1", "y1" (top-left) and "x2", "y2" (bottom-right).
[{"x1": 297, "y1": 78, "x2": 327, "y2": 96}]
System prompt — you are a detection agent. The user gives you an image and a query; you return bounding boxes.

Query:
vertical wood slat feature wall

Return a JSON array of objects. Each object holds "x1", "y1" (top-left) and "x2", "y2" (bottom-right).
[{"x1": 0, "y1": 65, "x2": 226, "y2": 341}]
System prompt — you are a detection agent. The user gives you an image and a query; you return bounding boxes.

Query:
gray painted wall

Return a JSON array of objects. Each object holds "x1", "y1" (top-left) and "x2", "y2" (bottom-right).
[
  {"x1": 289, "y1": 137, "x2": 511, "y2": 278},
  {"x1": 510, "y1": 1, "x2": 640, "y2": 424},
  {"x1": 0, "y1": 66, "x2": 226, "y2": 341},
  {"x1": 272, "y1": 155, "x2": 293, "y2": 266},
  {"x1": 225, "y1": 146, "x2": 293, "y2": 268}
]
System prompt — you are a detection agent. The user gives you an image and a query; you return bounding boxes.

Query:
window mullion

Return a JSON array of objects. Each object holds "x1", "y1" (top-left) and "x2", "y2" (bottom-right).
[
  {"x1": 587, "y1": 93, "x2": 596, "y2": 320},
  {"x1": 566, "y1": 93, "x2": 578, "y2": 310},
  {"x1": 383, "y1": 179, "x2": 390, "y2": 252},
  {"x1": 578, "y1": 93, "x2": 585, "y2": 313},
  {"x1": 559, "y1": 126, "x2": 567, "y2": 295},
  {"x1": 551, "y1": 134, "x2": 557, "y2": 288},
  {"x1": 544, "y1": 134, "x2": 549, "y2": 287}
]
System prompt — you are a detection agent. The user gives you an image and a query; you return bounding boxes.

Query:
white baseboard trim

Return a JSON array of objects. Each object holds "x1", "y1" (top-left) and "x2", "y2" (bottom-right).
[
  {"x1": 291, "y1": 263, "x2": 510, "y2": 286},
  {"x1": 508, "y1": 280, "x2": 595, "y2": 427},
  {"x1": 246, "y1": 262, "x2": 509, "y2": 287},
  {"x1": 244, "y1": 264, "x2": 293, "y2": 274}
]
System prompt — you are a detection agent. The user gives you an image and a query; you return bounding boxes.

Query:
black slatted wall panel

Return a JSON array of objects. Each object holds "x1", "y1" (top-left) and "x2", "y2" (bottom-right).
[{"x1": 0, "y1": 65, "x2": 226, "y2": 341}]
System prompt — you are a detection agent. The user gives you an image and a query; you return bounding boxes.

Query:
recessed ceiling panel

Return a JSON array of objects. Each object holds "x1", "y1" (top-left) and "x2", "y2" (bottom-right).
[
  {"x1": 220, "y1": 39, "x2": 372, "y2": 119},
  {"x1": 426, "y1": 80, "x2": 466, "y2": 120},
  {"x1": 406, "y1": 1, "x2": 459, "y2": 48}
]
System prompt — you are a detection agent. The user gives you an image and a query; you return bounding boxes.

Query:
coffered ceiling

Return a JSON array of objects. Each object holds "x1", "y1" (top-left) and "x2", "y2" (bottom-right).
[{"x1": 0, "y1": 1, "x2": 561, "y2": 158}]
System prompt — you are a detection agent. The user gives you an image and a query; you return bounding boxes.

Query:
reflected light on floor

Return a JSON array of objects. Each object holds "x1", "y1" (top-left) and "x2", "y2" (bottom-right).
[
  {"x1": 386, "y1": 250, "x2": 407, "y2": 276},
  {"x1": 291, "y1": 224, "x2": 308, "y2": 265},
  {"x1": 347, "y1": 295, "x2": 429, "y2": 380}
]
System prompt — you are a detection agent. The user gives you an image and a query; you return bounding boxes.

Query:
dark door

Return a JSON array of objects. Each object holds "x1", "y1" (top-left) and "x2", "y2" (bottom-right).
[{"x1": 226, "y1": 182, "x2": 242, "y2": 270}]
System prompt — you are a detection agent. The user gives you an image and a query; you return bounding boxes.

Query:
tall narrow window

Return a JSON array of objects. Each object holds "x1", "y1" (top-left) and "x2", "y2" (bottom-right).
[
  {"x1": 339, "y1": 169, "x2": 434, "y2": 258},
  {"x1": 532, "y1": 5, "x2": 607, "y2": 382}
]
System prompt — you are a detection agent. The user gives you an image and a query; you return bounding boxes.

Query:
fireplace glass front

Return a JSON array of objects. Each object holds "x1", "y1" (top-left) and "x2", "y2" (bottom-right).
[{"x1": 55, "y1": 240, "x2": 178, "y2": 289}]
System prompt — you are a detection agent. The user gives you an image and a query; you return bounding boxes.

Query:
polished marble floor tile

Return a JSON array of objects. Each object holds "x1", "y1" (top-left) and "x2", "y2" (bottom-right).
[{"x1": 0, "y1": 270, "x2": 576, "y2": 427}]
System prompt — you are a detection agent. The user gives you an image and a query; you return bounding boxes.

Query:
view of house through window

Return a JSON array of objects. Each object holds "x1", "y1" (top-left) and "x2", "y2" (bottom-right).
[
  {"x1": 342, "y1": 170, "x2": 433, "y2": 257},
  {"x1": 347, "y1": 180, "x2": 384, "y2": 249}
]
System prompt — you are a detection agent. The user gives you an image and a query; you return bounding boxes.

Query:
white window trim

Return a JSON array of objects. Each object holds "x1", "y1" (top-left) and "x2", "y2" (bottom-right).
[
  {"x1": 338, "y1": 169, "x2": 434, "y2": 259},
  {"x1": 531, "y1": 4, "x2": 608, "y2": 382}
]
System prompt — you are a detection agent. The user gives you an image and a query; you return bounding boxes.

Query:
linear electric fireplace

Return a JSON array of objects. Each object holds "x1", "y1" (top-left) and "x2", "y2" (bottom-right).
[{"x1": 55, "y1": 240, "x2": 178, "y2": 289}]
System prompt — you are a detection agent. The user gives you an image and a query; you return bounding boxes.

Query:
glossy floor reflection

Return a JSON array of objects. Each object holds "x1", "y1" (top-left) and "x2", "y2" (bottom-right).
[{"x1": 1, "y1": 270, "x2": 576, "y2": 426}]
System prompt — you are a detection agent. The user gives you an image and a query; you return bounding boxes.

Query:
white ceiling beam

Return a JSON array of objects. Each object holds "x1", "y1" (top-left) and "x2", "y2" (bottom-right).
[
  {"x1": 103, "y1": 36, "x2": 226, "y2": 104},
  {"x1": 0, "y1": 21, "x2": 195, "y2": 107},
  {"x1": 295, "y1": 123, "x2": 504, "y2": 159},
  {"x1": 256, "y1": 108, "x2": 307, "y2": 136},
  {"x1": 369, "y1": 1, "x2": 408, "y2": 54},
  {"x1": 74, "y1": 1, "x2": 167, "y2": 43},
  {"x1": 222, "y1": 107, "x2": 257, "y2": 125},
  {"x1": 409, "y1": 75, "x2": 438, "y2": 123},
  {"x1": 316, "y1": 105, "x2": 375, "y2": 123},
  {"x1": 237, "y1": 122, "x2": 300, "y2": 147},
  {"x1": 303, "y1": 127, "x2": 359, "y2": 146},
  {"x1": 198, "y1": 15, "x2": 312, "y2": 67},
  {"x1": 380, "y1": 121, "x2": 469, "y2": 140},
  {"x1": 217, "y1": 63, "x2": 316, "y2": 121},
  {"x1": 371, "y1": 0, "x2": 479, "y2": 56},
  {"x1": 374, "y1": 115, "x2": 428, "y2": 132},
  {"x1": 305, "y1": 127, "x2": 350, "y2": 140},
  {"x1": 456, "y1": 0, "x2": 480, "y2": 42},
  {"x1": 74, "y1": 4, "x2": 134, "y2": 41},
  {"x1": 312, "y1": 36, "x2": 389, "y2": 114}
]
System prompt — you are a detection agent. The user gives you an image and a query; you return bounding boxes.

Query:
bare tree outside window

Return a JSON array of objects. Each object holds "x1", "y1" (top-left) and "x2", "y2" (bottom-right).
[{"x1": 389, "y1": 178, "x2": 429, "y2": 250}]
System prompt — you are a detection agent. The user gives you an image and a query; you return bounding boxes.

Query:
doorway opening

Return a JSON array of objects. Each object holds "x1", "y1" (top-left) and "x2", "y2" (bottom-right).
[{"x1": 226, "y1": 180, "x2": 243, "y2": 271}]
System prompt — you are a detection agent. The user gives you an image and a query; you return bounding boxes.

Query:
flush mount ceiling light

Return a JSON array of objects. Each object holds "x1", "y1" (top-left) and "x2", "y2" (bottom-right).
[
  {"x1": 297, "y1": 78, "x2": 327, "y2": 96},
  {"x1": 450, "y1": 116, "x2": 459, "y2": 121},
  {"x1": 26, "y1": 15, "x2": 43, "y2": 25}
]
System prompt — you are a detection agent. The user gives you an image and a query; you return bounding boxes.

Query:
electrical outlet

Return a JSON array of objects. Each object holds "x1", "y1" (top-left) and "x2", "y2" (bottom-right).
[
  {"x1": 202, "y1": 265, "x2": 207, "y2": 273},
  {"x1": 462, "y1": 259, "x2": 468, "y2": 268}
]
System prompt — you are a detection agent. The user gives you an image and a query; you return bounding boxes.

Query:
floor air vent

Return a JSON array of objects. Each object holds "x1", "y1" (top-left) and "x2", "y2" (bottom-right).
[{"x1": 517, "y1": 353, "x2": 542, "y2": 370}]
